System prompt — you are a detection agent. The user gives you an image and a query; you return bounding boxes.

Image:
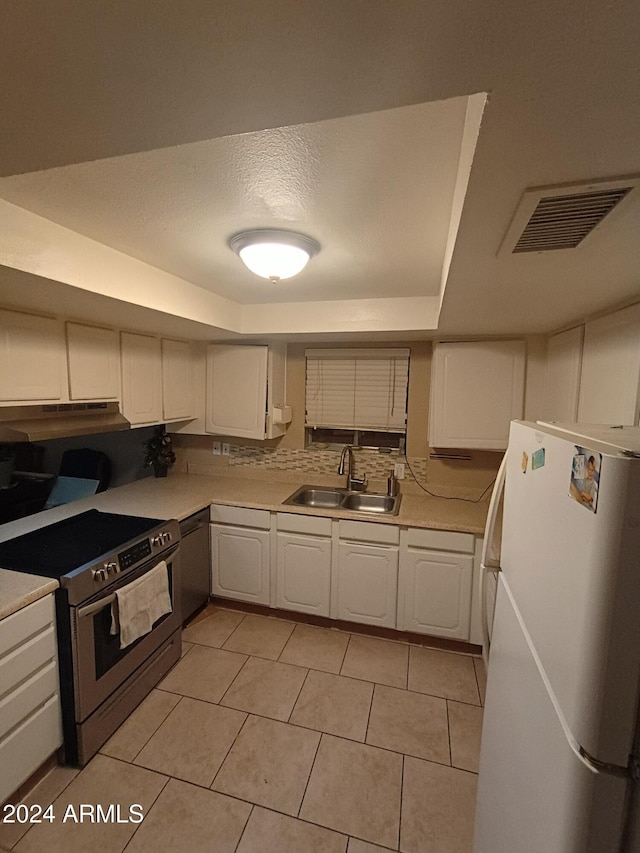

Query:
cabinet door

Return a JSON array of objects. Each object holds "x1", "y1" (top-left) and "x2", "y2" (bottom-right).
[
  {"x1": 337, "y1": 542, "x2": 398, "y2": 628},
  {"x1": 0, "y1": 310, "x2": 66, "y2": 401},
  {"x1": 121, "y1": 332, "x2": 163, "y2": 425},
  {"x1": 276, "y1": 532, "x2": 331, "y2": 616},
  {"x1": 544, "y1": 326, "x2": 583, "y2": 422},
  {"x1": 66, "y1": 322, "x2": 120, "y2": 400},
  {"x1": 400, "y1": 548, "x2": 473, "y2": 640},
  {"x1": 206, "y1": 345, "x2": 268, "y2": 439},
  {"x1": 578, "y1": 303, "x2": 640, "y2": 425},
  {"x1": 211, "y1": 524, "x2": 270, "y2": 605},
  {"x1": 162, "y1": 339, "x2": 194, "y2": 421},
  {"x1": 429, "y1": 340, "x2": 525, "y2": 449}
]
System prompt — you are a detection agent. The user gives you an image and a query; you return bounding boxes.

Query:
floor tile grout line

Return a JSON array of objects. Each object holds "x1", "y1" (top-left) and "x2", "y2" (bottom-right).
[
  {"x1": 398, "y1": 752, "x2": 405, "y2": 852},
  {"x1": 232, "y1": 803, "x2": 255, "y2": 853},
  {"x1": 286, "y1": 666, "x2": 312, "y2": 724},
  {"x1": 103, "y1": 691, "x2": 183, "y2": 765},
  {"x1": 295, "y1": 729, "x2": 324, "y2": 820},
  {"x1": 208, "y1": 710, "x2": 251, "y2": 792},
  {"x1": 445, "y1": 699, "x2": 453, "y2": 767},
  {"x1": 120, "y1": 769, "x2": 171, "y2": 852},
  {"x1": 363, "y1": 680, "x2": 377, "y2": 746}
]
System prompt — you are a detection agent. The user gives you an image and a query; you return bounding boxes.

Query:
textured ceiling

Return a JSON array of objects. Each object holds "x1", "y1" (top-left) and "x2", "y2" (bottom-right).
[
  {"x1": 0, "y1": 0, "x2": 639, "y2": 337},
  {"x1": 0, "y1": 100, "x2": 467, "y2": 305}
]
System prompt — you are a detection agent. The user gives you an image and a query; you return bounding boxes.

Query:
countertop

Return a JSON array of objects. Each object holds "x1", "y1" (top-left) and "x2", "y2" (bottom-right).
[{"x1": 0, "y1": 471, "x2": 490, "y2": 620}]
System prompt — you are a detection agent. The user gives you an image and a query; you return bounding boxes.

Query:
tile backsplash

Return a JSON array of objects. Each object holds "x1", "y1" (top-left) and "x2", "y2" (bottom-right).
[{"x1": 224, "y1": 444, "x2": 427, "y2": 481}]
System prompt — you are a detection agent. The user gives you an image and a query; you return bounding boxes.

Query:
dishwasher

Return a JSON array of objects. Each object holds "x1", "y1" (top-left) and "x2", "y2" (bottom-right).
[{"x1": 179, "y1": 508, "x2": 210, "y2": 623}]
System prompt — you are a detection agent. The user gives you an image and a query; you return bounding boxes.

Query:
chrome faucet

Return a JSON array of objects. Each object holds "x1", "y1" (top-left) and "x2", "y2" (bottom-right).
[{"x1": 338, "y1": 445, "x2": 367, "y2": 491}]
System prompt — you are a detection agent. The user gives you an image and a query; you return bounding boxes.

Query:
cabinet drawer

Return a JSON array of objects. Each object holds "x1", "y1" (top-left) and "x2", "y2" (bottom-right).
[
  {"x1": 276, "y1": 512, "x2": 332, "y2": 537},
  {"x1": 338, "y1": 520, "x2": 399, "y2": 546},
  {"x1": 210, "y1": 504, "x2": 271, "y2": 529},
  {"x1": 0, "y1": 627, "x2": 57, "y2": 696},
  {"x1": 0, "y1": 659, "x2": 59, "y2": 736},
  {"x1": 0, "y1": 595, "x2": 55, "y2": 658},
  {"x1": 0, "y1": 695, "x2": 62, "y2": 804},
  {"x1": 404, "y1": 527, "x2": 475, "y2": 554}
]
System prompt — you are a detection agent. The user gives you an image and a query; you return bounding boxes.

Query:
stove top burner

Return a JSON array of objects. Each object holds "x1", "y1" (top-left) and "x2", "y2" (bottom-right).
[{"x1": 0, "y1": 510, "x2": 164, "y2": 578}]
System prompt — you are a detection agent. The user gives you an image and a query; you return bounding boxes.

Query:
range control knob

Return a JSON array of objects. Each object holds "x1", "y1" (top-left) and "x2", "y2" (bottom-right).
[
  {"x1": 93, "y1": 568, "x2": 107, "y2": 582},
  {"x1": 105, "y1": 560, "x2": 119, "y2": 575},
  {"x1": 151, "y1": 534, "x2": 163, "y2": 548},
  {"x1": 162, "y1": 531, "x2": 172, "y2": 544}
]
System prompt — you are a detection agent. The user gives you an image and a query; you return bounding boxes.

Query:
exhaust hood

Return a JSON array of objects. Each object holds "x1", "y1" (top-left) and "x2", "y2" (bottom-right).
[{"x1": 0, "y1": 402, "x2": 131, "y2": 442}]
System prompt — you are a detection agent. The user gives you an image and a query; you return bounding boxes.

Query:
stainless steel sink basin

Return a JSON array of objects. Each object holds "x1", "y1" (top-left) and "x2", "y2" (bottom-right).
[
  {"x1": 287, "y1": 487, "x2": 346, "y2": 509},
  {"x1": 341, "y1": 493, "x2": 399, "y2": 514},
  {"x1": 283, "y1": 485, "x2": 401, "y2": 516}
]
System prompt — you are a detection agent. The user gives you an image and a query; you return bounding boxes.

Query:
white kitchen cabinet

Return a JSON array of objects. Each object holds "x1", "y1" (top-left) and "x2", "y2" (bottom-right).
[
  {"x1": 162, "y1": 338, "x2": 194, "y2": 422},
  {"x1": 210, "y1": 504, "x2": 271, "y2": 605},
  {"x1": 206, "y1": 343, "x2": 288, "y2": 439},
  {"x1": 335, "y1": 521, "x2": 399, "y2": 628},
  {"x1": 544, "y1": 326, "x2": 583, "y2": 422},
  {"x1": 578, "y1": 303, "x2": 640, "y2": 425},
  {"x1": 0, "y1": 309, "x2": 66, "y2": 402},
  {"x1": 66, "y1": 322, "x2": 120, "y2": 400},
  {"x1": 429, "y1": 340, "x2": 526, "y2": 449},
  {"x1": 0, "y1": 595, "x2": 63, "y2": 804},
  {"x1": 397, "y1": 528, "x2": 475, "y2": 640},
  {"x1": 120, "y1": 332, "x2": 163, "y2": 425},
  {"x1": 276, "y1": 513, "x2": 332, "y2": 616}
]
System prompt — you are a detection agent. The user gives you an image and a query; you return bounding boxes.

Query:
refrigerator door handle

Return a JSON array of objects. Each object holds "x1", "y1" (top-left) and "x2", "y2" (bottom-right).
[
  {"x1": 578, "y1": 746, "x2": 640, "y2": 780},
  {"x1": 479, "y1": 451, "x2": 508, "y2": 666}
]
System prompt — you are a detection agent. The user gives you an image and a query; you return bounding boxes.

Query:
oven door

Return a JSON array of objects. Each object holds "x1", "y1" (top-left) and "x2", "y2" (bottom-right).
[{"x1": 70, "y1": 544, "x2": 181, "y2": 722}]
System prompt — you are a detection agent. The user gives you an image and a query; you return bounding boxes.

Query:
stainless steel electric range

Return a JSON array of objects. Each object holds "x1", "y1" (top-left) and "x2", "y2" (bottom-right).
[{"x1": 0, "y1": 509, "x2": 182, "y2": 766}]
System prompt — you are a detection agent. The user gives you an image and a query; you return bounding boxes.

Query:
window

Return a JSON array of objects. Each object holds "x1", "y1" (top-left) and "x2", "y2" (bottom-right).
[{"x1": 305, "y1": 348, "x2": 409, "y2": 448}]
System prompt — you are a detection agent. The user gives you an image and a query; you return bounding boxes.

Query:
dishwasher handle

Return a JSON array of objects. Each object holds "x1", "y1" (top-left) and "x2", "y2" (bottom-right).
[{"x1": 179, "y1": 512, "x2": 209, "y2": 537}]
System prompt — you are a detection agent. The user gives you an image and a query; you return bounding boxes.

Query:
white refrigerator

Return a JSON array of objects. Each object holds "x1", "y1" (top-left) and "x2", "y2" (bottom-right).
[{"x1": 474, "y1": 420, "x2": 640, "y2": 853}]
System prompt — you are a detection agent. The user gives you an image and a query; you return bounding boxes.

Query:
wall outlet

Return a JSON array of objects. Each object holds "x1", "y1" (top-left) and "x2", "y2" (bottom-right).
[
  {"x1": 212, "y1": 441, "x2": 221, "y2": 456},
  {"x1": 222, "y1": 443, "x2": 230, "y2": 456},
  {"x1": 394, "y1": 462, "x2": 405, "y2": 479}
]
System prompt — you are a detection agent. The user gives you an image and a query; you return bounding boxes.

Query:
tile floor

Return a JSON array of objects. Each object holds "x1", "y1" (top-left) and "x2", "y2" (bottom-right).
[{"x1": 0, "y1": 606, "x2": 486, "y2": 853}]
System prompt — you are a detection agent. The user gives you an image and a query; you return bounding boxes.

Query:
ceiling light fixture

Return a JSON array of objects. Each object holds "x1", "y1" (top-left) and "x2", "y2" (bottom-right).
[{"x1": 229, "y1": 229, "x2": 320, "y2": 283}]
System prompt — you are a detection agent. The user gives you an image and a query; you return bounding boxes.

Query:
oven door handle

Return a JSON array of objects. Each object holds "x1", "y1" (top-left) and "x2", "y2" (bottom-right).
[{"x1": 77, "y1": 593, "x2": 116, "y2": 620}]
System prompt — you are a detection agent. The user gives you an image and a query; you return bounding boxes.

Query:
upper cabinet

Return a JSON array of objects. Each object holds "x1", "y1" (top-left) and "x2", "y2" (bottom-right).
[
  {"x1": 0, "y1": 310, "x2": 66, "y2": 402},
  {"x1": 162, "y1": 339, "x2": 194, "y2": 422},
  {"x1": 429, "y1": 340, "x2": 526, "y2": 450},
  {"x1": 120, "y1": 332, "x2": 163, "y2": 426},
  {"x1": 577, "y1": 303, "x2": 640, "y2": 425},
  {"x1": 206, "y1": 343, "x2": 288, "y2": 440},
  {"x1": 544, "y1": 326, "x2": 583, "y2": 422},
  {"x1": 66, "y1": 322, "x2": 120, "y2": 400}
]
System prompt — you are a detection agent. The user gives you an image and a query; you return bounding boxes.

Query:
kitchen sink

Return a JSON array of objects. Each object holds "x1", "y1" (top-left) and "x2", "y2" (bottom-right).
[
  {"x1": 287, "y1": 487, "x2": 347, "y2": 509},
  {"x1": 341, "y1": 492, "x2": 398, "y2": 514},
  {"x1": 283, "y1": 485, "x2": 401, "y2": 516}
]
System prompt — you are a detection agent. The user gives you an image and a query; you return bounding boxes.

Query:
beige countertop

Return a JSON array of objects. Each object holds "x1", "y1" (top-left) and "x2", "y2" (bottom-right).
[{"x1": 0, "y1": 471, "x2": 490, "y2": 619}]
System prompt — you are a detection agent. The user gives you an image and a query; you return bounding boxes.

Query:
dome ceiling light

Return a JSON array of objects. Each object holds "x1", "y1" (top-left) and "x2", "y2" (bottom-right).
[{"x1": 229, "y1": 229, "x2": 320, "y2": 283}]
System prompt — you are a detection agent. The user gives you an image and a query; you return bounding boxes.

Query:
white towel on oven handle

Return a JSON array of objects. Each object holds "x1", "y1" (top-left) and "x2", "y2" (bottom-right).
[{"x1": 110, "y1": 560, "x2": 172, "y2": 649}]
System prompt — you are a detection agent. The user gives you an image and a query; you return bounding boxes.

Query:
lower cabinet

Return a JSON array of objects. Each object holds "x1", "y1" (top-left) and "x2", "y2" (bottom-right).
[
  {"x1": 210, "y1": 504, "x2": 271, "y2": 605},
  {"x1": 335, "y1": 520, "x2": 400, "y2": 629},
  {"x1": 209, "y1": 503, "x2": 478, "y2": 642},
  {"x1": 0, "y1": 594, "x2": 63, "y2": 803},
  {"x1": 276, "y1": 513, "x2": 332, "y2": 616},
  {"x1": 397, "y1": 528, "x2": 475, "y2": 640}
]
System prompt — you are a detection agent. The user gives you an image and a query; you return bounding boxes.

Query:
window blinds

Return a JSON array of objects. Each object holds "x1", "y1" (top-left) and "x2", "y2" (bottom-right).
[{"x1": 305, "y1": 348, "x2": 410, "y2": 432}]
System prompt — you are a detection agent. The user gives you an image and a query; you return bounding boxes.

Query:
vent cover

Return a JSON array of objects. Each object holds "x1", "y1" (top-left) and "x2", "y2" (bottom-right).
[{"x1": 499, "y1": 177, "x2": 639, "y2": 255}]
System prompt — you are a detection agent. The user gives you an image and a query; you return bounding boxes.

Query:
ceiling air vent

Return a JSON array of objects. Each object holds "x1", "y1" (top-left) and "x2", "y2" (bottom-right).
[{"x1": 499, "y1": 177, "x2": 639, "y2": 256}]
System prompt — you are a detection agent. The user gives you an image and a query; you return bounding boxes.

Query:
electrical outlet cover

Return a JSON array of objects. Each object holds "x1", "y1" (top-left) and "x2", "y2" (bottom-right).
[
  {"x1": 212, "y1": 441, "x2": 221, "y2": 456},
  {"x1": 394, "y1": 462, "x2": 405, "y2": 479},
  {"x1": 222, "y1": 443, "x2": 230, "y2": 456}
]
